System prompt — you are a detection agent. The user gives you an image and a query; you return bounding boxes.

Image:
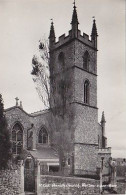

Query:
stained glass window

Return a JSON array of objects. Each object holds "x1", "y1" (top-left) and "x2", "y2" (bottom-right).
[
  {"x1": 38, "y1": 128, "x2": 48, "y2": 144},
  {"x1": 12, "y1": 123, "x2": 23, "y2": 154}
]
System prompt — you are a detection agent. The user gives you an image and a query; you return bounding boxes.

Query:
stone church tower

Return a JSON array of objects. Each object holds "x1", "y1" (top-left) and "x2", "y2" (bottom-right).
[{"x1": 48, "y1": 3, "x2": 99, "y2": 176}]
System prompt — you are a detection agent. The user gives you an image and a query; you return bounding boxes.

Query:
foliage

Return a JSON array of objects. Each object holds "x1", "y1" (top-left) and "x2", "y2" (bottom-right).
[
  {"x1": 31, "y1": 38, "x2": 69, "y2": 172},
  {"x1": 31, "y1": 39, "x2": 50, "y2": 108},
  {"x1": 0, "y1": 94, "x2": 12, "y2": 170},
  {"x1": 31, "y1": 38, "x2": 68, "y2": 114}
]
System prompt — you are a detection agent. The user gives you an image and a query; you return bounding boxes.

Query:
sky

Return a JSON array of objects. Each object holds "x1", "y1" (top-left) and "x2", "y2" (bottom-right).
[{"x1": 0, "y1": 0, "x2": 125, "y2": 158}]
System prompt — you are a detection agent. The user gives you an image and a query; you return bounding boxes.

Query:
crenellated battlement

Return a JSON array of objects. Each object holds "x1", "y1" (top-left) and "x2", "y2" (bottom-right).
[
  {"x1": 54, "y1": 32, "x2": 71, "y2": 49},
  {"x1": 52, "y1": 29, "x2": 95, "y2": 50},
  {"x1": 49, "y1": 1, "x2": 98, "y2": 51},
  {"x1": 78, "y1": 30, "x2": 94, "y2": 48},
  {"x1": 58, "y1": 33, "x2": 66, "y2": 42},
  {"x1": 83, "y1": 32, "x2": 89, "y2": 40}
]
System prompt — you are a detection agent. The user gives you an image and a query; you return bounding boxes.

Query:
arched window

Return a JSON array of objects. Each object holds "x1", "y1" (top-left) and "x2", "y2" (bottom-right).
[
  {"x1": 84, "y1": 80, "x2": 90, "y2": 104},
  {"x1": 38, "y1": 128, "x2": 48, "y2": 144},
  {"x1": 58, "y1": 52, "x2": 65, "y2": 69},
  {"x1": 12, "y1": 123, "x2": 23, "y2": 154},
  {"x1": 68, "y1": 158, "x2": 70, "y2": 166},
  {"x1": 83, "y1": 51, "x2": 90, "y2": 70}
]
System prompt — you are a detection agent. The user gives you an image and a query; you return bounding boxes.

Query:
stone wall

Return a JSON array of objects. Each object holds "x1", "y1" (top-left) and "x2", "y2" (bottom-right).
[
  {"x1": 5, "y1": 107, "x2": 32, "y2": 150},
  {"x1": 97, "y1": 151, "x2": 111, "y2": 176},
  {"x1": 116, "y1": 166, "x2": 126, "y2": 177},
  {"x1": 5, "y1": 106, "x2": 52, "y2": 151},
  {"x1": 117, "y1": 181, "x2": 126, "y2": 194},
  {"x1": 39, "y1": 175, "x2": 100, "y2": 195},
  {"x1": 75, "y1": 39, "x2": 97, "y2": 74},
  {"x1": 73, "y1": 103, "x2": 98, "y2": 175},
  {"x1": 74, "y1": 105, "x2": 98, "y2": 144},
  {"x1": 74, "y1": 68, "x2": 97, "y2": 108},
  {"x1": 0, "y1": 161, "x2": 24, "y2": 195},
  {"x1": 74, "y1": 144, "x2": 98, "y2": 174}
]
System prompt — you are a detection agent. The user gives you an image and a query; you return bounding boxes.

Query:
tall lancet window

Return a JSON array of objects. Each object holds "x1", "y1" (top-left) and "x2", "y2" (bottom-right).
[
  {"x1": 38, "y1": 128, "x2": 48, "y2": 144},
  {"x1": 12, "y1": 123, "x2": 23, "y2": 154},
  {"x1": 58, "y1": 52, "x2": 65, "y2": 70},
  {"x1": 83, "y1": 51, "x2": 90, "y2": 70},
  {"x1": 84, "y1": 80, "x2": 90, "y2": 104}
]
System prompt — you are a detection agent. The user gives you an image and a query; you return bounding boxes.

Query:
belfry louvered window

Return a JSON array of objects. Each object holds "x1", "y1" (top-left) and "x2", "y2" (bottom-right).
[
  {"x1": 83, "y1": 51, "x2": 90, "y2": 70},
  {"x1": 58, "y1": 52, "x2": 65, "y2": 70},
  {"x1": 12, "y1": 123, "x2": 23, "y2": 154}
]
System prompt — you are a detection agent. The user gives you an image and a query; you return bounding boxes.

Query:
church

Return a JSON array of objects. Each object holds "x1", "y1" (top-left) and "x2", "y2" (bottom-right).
[{"x1": 5, "y1": 2, "x2": 111, "y2": 192}]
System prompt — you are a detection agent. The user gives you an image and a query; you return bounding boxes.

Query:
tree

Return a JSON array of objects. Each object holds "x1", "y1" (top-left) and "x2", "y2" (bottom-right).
[
  {"x1": 31, "y1": 39, "x2": 50, "y2": 109},
  {"x1": 31, "y1": 38, "x2": 70, "y2": 173},
  {"x1": 31, "y1": 38, "x2": 67, "y2": 115},
  {"x1": 0, "y1": 94, "x2": 12, "y2": 170}
]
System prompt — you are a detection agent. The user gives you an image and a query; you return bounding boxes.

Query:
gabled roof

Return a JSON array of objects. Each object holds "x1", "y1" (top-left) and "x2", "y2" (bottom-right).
[
  {"x1": 5, "y1": 106, "x2": 50, "y2": 117},
  {"x1": 29, "y1": 146, "x2": 59, "y2": 160},
  {"x1": 30, "y1": 109, "x2": 49, "y2": 116},
  {"x1": 19, "y1": 149, "x2": 31, "y2": 160},
  {"x1": 19, "y1": 146, "x2": 59, "y2": 161}
]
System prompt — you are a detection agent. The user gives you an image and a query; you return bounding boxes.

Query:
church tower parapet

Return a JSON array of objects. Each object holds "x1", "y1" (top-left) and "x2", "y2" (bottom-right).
[{"x1": 49, "y1": 3, "x2": 98, "y2": 52}]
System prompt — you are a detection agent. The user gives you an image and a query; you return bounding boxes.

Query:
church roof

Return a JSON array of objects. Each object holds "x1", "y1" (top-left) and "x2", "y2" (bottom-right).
[
  {"x1": 29, "y1": 146, "x2": 59, "y2": 160},
  {"x1": 30, "y1": 109, "x2": 49, "y2": 116},
  {"x1": 19, "y1": 147, "x2": 59, "y2": 161},
  {"x1": 5, "y1": 106, "x2": 49, "y2": 117},
  {"x1": 5, "y1": 106, "x2": 32, "y2": 116},
  {"x1": 19, "y1": 149, "x2": 31, "y2": 160}
]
